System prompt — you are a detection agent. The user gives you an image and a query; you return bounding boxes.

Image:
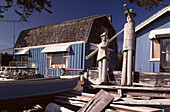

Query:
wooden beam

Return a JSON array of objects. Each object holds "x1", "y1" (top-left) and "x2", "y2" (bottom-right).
[
  {"x1": 124, "y1": 4, "x2": 135, "y2": 24},
  {"x1": 65, "y1": 68, "x2": 83, "y2": 72},
  {"x1": 105, "y1": 109, "x2": 116, "y2": 112},
  {"x1": 110, "y1": 104, "x2": 161, "y2": 112},
  {"x1": 85, "y1": 29, "x2": 124, "y2": 60},
  {"x1": 112, "y1": 98, "x2": 170, "y2": 106},
  {"x1": 88, "y1": 85, "x2": 170, "y2": 91},
  {"x1": 55, "y1": 95, "x2": 91, "y2": 102},
  {"x1": 55, "y1": 99, "x2": 85, "y2": 107},
  {"x1": 78, "y1": 89, "x2": 114, "y2": 112},
  {"x1": 133, "y1": 82, "x2": 155, "y2": 87},
  {"x1": 127, "y1": 92, "x2": 170, "y2": 98}
]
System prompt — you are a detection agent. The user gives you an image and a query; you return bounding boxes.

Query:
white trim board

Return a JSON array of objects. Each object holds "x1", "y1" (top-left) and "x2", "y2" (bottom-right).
[
  {"x1": 135, "y1": 6, "x2": 170, "y2": 32},
  {"x1": 14, "y1": 41, "x2": 85, "y2": 50},
  {"x1": 41, "y1": 44, "x2": 70, "y2": 53},
  {"x1": 150, "y1": 40, "x2": 160, "y2": 61},
  {"x1": 149, "y1": 28, "x2": 170, "y2": 40},
  {"x1": 14, "y1": 49, "x2": 29, "y2": 55}
]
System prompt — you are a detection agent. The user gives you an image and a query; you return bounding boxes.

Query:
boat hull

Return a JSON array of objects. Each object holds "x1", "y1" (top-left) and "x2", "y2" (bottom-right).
[{"x1": 0, "y1": 77, "x2": 79, "y2": 101}]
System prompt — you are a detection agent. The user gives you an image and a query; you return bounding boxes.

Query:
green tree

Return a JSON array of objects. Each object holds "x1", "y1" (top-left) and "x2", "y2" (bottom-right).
[
  {"x1": 126, "y1": 0, "x2": 170, "y2": 10},
  {"x1": 0, "y1": 0, "x2": 52, "y2": 21}
]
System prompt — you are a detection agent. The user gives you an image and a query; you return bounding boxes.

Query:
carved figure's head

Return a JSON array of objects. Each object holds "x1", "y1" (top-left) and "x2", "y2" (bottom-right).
[{"x1": 100, "y1": 32, "x2": 109, "y2": 42}]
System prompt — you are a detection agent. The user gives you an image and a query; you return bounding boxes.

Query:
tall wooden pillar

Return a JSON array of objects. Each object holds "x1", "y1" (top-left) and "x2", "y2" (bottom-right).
[
  {"x1": 121, "y1": 8, "x2": 136, "y2": 86},
  {"x1": 127, "y1": 50, "x2": 133, "y2": 86},
  {"x1": 102, "y1": 58, "x2": 107, "y2": 82},
  {"x1": 121, "y1": 52, "x2": 127, "y2": 85}
]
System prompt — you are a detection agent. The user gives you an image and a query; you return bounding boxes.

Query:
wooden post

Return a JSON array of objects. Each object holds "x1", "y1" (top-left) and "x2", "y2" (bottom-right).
[
  {"x1": 121, "y1": 52, "x2": 127, "y2": 85},
  {"x1": 121, "y1": 4, "x2": 136, "y2": 86},
  {"x1": 118, "y1": 89, "x2": 123, "y2": 97},
  {"x1": 125, "y1": 21, "x2": 135, "y2": 86},
  {"x1": 102, "y1": 58, "x2": 107, "y2": 82},
  {"x1": 98, "y1": 61, "x2": 102, "y2": 83},
  {"x1": 78, "y1": 89, "x2": 114, "y2": 112},
  {"x1": 127, "y1": 50, "x2": 133, "y2": 86}
]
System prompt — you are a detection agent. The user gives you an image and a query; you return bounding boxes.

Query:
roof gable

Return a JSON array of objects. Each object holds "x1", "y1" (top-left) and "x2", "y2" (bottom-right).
[
  {"x1": 135, "y1": 6, "x2": 170, "y2": 32},
  {"x1": 15, "y1": 14, "x2": 107, "y2": 48}
]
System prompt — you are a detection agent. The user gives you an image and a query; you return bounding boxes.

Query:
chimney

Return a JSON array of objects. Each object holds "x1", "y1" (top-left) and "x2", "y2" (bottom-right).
[{"x1": 108, "y1": 14, "x2": 112, "y2": 23}]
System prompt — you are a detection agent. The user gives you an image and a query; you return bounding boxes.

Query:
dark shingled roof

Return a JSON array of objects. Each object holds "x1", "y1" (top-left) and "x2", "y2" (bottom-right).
[{"x1": 15, "y1": 14, "x2": 107, "y2": 48}]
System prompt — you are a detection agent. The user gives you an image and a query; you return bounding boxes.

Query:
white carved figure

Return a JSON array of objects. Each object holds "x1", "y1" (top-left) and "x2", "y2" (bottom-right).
[
  {"x1": 123, "y1": 9, "x2": 136, "y2": 51},
  {"x1": 97, "y1": 32, "x2": 109, "y2": 84},
  {"x1": 121, "y1": 9, "x2": 136, "y2": 86}
]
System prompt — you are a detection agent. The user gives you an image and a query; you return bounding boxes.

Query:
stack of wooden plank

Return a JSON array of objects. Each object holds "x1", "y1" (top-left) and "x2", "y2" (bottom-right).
[
  {"x1": 83, "y1": 84, "x2": 170, "y2": 99},
  {"x1": 54, "y1": 90, "x2": 170, "y2": 112}
]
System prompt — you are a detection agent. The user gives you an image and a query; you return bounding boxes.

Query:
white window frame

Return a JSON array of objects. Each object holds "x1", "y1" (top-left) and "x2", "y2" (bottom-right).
[
  {"x1": 46, "y1": 52, "x2": 69, "y2": 69},
  {"x1": 46, "y1": 53, "x2": 52, "y2": 68},
  {"x1": 148, "y1": 28, "x2": 170, "y2": 62},
  {"x1": 149, "y1": 40, "x2": 160, "y2": 62}
]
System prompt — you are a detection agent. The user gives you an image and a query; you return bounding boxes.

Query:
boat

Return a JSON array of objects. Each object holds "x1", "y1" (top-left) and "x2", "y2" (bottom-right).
[
  {"x1": 60, "y1": 75, "x2": 80, "y2": 79},
  {"x1": 0, "y1": 76, "x2": 79, "y2": 101}
]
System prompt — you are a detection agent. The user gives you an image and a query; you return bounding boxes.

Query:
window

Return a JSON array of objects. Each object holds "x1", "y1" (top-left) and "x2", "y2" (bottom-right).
[
  {"x1": 18, "y1": 55, "x2": 28, "y2": 61},
  {"x1": 101, "y1": 26, "x2": 108, "y2": 35},
  {"x1": 46, "y1": 53, "x2": 52, "y2": 68},
  {"x1": 161, "y1": 39, "x2": 170, "y2": 67},
  {"x1": 46, "y1": 52, "x2": 69, "y2": 68},
  {"x1": 150, "y1": 40, "x2": 160, "y2": 61}
]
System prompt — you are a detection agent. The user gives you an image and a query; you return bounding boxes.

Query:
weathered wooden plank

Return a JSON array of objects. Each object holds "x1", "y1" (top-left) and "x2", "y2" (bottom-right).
[
  {"x1": 88, "y1": 85, "x2": 170, "y2": 91},
  {"x1": 55, "y1": 99, "x2": 85, "y2": 107},
  {"x1": 55, "y1": 95, "x2": 91, "y2": 102},
  {"x1": 127, "y1": 91, "x2": 170, "y2": 98},
  {"x1": 80, "y1": 92, "x2": 95, "y2": 97},
  {"x1": 102, "y1": 71, "x2": 170, "y2": 87},
  {"x1": 105, "y1": 109, "x2": 116, "y2": 112},
  {"x1": 128, "y1": 96, "x2": 151, "y2": 100},
  {"x1": 56, "y1": 94, "x2": 118, "y2": 103},
  {"x1": 74, "y1": 96, "x2": 91, "y2": 101},
  {"x1": 110, "y1": 104, "x2": 161, "y2": 112},
  {"x1": 54, "y1": 90, "x2": 170, "y2": 112},
  {"x1": 78, "y1": 89, "x2": 114, "y2": 112},
  {"x1": 137, "y1": 72, "x2": 170, "y2": 86},
  {"x1": 112, "y1": 98, "x2": 170, "y2": 106},
  {"x1": 133, "y1": 82, "x2": 155, "y2": 87}
]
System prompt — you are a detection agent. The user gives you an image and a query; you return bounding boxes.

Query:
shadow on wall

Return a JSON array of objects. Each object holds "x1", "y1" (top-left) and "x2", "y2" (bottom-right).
[{"x1": 69, "y1": 47, "x2": 75, "y2": 55}]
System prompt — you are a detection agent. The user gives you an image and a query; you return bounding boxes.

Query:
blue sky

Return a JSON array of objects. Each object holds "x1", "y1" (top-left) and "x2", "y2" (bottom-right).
[{"x1": 0, "y1": 0, "x2": 169, "y2": 53}]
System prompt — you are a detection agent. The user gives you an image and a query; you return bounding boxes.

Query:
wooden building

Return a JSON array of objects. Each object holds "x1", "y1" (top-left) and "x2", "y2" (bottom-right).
[
  {"x1": 14, "y1": 14, "x2": 118, "y2": 75},
  {"x1": 0, "y1": 53, "x2": 13, "y2": 66},
  {"x1": 135, "y1": 6, "x2": 170, "y2": 72}
]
